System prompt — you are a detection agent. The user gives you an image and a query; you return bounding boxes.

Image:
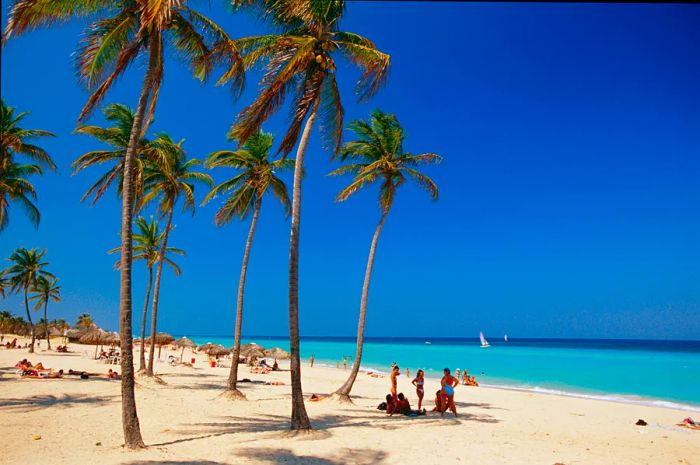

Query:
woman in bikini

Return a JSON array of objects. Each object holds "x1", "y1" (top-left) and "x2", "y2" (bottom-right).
[
  {"x1": 411, "y1": 369, "x2": 425, "y2": 410},
  {"x1": 440, "y1": 367, "x2": 459, "y2": 417}
]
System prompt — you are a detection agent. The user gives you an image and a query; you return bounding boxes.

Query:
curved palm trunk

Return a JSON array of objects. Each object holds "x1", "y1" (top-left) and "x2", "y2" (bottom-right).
[
  {"x1": 226, "y1": 199, "x2": 262, "y2": 397},
  {"x1": 147, "y1": 208, "x2": 174, "y2": 376},
  {"x1": 24, "y1": 287, "x2": 35, "y2": 353},
  {"x1": 117, "y1": 41, "x2": 159, "y2": 451},
  {"x1": 43, "y1": 301, "x2": 50, "y2": 350},
  {"x1": 138, "y1": 267, "x2": 154, "y2": 372},
  {"x1": 288, "y1": 101, "x2": 319, "y2": 431},
  {"x1": 334, "y1": 210, "x2": 389, "y2": 401}
]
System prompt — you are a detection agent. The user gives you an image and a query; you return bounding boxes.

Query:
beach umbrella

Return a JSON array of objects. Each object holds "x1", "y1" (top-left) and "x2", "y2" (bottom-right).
[
  {"x1": 174, "y1": 337, "x2": 196, "y2": 362},
  {"x1": 264, "y1": 347, "x2": 290, "y2": 360},
  {"x1": 198, "y1": 342, "x2": 215, "y2": 353},
  {"x1": 65, "y1": 328, "x2": 85, "y2": 343},
  {"x1": 240, "y1": 342, "x2": 265, "y2": 356},
  {"x1": 146, "y1": 332, "x2": 175, "y2": 358},
  {"x1": 206, "y1": 344, "x2": 230, "y2": 357},
  {"x1": 79, "y1": 328, "x2": 108, "y2": 358},
  {"x1": 104, "y1": 332, "x2": 120, "y2": 347},
  {"x1": 243, "y1": 347, "x2": 265, "y2": 362}
]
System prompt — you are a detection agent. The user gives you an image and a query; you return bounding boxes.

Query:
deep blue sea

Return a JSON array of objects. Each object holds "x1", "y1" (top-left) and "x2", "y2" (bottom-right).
[{"x1": 185, "y1": 335, "x2": 700, "y2": 410}]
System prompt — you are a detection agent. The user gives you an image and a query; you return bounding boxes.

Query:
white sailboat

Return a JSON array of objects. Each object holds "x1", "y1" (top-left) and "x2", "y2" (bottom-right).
[
  {"x1": 480, "y1": 331, "x2": 490, "y2": 348},
  {"x1": 504, "y1": 334, "x2": 508, "y2": 342}
]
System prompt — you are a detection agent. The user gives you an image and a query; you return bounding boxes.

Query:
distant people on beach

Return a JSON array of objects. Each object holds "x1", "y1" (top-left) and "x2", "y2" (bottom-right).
[
  {"x1": 343, "y1": 357, "x2": 348, "y2": 370},
  {"x1": 412, "y1": 369, "x2": 425, "y2": 410},
  {"x1": 309, "y1": 355, "x2": 314, "y2": 367},
  {"x1": 440, "y1": 368, "x2": 459, "y2": 417},
  {"x1": 406, "y1": 367, "x2": 410, "y2": 378},
  {"x1": 455, "y1": 367, "x2": 460, "y2": 380}
]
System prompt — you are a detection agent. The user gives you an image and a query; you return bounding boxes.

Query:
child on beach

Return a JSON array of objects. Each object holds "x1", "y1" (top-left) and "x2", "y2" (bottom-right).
[
  {"x1": 431, "y1": 390, "x2": 443, "y2": 412},
  {"x1": 412, "y1": 369, "x2": 425, "y2": 410}
]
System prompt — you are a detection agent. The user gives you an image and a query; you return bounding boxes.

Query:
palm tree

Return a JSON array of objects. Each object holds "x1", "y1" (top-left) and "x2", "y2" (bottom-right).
[
  {"x1": 108, "y1": 216, "x2": 185, "y2": 372},
  {"x1": 141, "y1": 134, "x2": 212, "y2": 376},
  {"x1": 5, "y1": 0, "x2": 244, "y2": 448},
  {"x1": 0, "y1": 310, "x2": 12, "y2": 341},
  {"x1": 0, "y1": 100, "x2": 56, "y2": 231},
  {"x1": 230, "y1": 0, "x2": 389, "y2": 430},
  {"x1": 4, "y1": 247, "x2": 54, "y2": 353},
  {"x1": 203, "y1": 131, "x2": 292, "y2": 398},
  {"x1": 0, "y1": 270, "x2": 8, "y2": 298},
  {"x1": 75, "y1": 313, "x2": 94, "y2": 329},
  {"x1": 329, "y1": 110, "x2": 441, "y2": 401},
  {"x1": 30, "y1": 275, "x2": 61, "y2": 349},
  {"x1": 73, "y1": 103, "x2": 151, "y2": 206}
]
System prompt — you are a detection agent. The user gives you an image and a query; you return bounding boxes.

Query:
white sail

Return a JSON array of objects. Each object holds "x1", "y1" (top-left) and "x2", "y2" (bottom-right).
[
  {"x1": 480, "y1": 331, "x2": 490, "y2": 348},
  {"x1": 504, "y1": 334, "x2": 508, "y2": 342}
]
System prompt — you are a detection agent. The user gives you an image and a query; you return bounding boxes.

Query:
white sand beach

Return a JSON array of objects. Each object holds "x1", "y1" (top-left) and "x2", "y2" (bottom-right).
[{"x1": 0, "y1": 336, "x2": 698, "y2": 465}]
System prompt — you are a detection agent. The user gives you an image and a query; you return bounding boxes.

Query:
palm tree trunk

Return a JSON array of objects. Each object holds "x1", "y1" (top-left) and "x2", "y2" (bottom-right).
[
  {"x1": 43, "y1": 301, "x2": 50, "y2": 350},
  {"x1": 288, "y1": 100, "x2": 320, "y2": 431},
  {"x1": 138, "y1": 267, "x2": 153, "y2": 372},
  {"x1": 24, "y1": 287, "x2": 35, "y2": 353},
  {"x1": 117, "y1": 39, "x2": 158, "y2": 451},
  {"x1": 225, "y1": 199, "x2": 262, "y2": 398},
  {"x1": 334, "y1": 210, "x2": 389, "y2": 401},
  {"x1": 147, "y1": 208, "x2": 174, "y2": 376}
]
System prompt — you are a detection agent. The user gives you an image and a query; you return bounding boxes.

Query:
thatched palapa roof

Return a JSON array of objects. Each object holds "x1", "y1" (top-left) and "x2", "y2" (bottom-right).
[
  {"x1": 174, "y1": 337, "x2": 196, "y2": 348},
  {"x1": 145, "y1": 332, "x2": 174, "y2": 346}
]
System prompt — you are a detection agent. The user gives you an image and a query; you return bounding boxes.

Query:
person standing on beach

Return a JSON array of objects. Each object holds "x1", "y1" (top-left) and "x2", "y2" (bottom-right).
[
  {"x1": 406, "y1": 367, "x2": 410, "y2": 378},
  {"x1": 310, "y1": 355, "x2": 314, "y2": 367},
  {"x1": 412, "y1": 369, "x2": 425, "y2": 410},
  {"x1": 343, "y1": 357, "x2": 348, "y2": 370},
  {"x1": 390, "y1": 365, "x2": 400, "y2": 400},
  {"x1": 440, "y1": 368, "x2": 459, "y2": 417},
  {"x1": 455, "y1": 368, "x2": 460, "y2": 380}
]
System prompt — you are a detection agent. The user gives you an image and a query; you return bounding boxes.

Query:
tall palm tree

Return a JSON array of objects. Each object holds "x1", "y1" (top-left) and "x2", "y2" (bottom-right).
[
  {"x1": 329, "y1": 110, "x2": 441, "y2": 401},
  {"x1": 0, "y1": 100, "x2": 56, "y2": 231},
  {"x1": 5, "y1": 0, "x2": 244, "y2": 448},
  {"x1": 4, "y1": 248, "x2": 54, "y2": 353},
  {"x1": 141, "y1": 134, "x2": 212, "y2": 376},
  {"x1": 30, "y1": 275, "x2": 61, "y2": 350},
  {"x1": 230, "y1": 0, "x2": 389, "y2": 430},
  {"x1": 75, "y1": 313, "x2": 94, "y2": 329},
  {"x1": 73, "y1": 103, "x2": 151, "y2": 205},
  {"x1": 108, "y1": 216, "x2": 185, "y2": 372},
  {"x1": 203, "y1": 131, "x2": 292, "y2": 398}
]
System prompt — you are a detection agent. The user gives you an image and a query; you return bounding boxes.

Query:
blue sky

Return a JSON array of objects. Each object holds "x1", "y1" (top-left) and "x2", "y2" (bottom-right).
[{"x1": 1, "y1": 2, "x2": 699, "y2": 339}]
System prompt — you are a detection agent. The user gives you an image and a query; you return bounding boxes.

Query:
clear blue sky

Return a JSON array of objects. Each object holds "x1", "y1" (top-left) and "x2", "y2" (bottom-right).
[{"x1": 2, "y1": 2, "x2": 699, "y2": 339}]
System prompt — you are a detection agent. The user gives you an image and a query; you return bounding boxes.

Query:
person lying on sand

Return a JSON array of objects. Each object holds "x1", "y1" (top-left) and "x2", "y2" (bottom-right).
[
  {"x1": 21, "y1": 369, "x2": 64, "y2": 379},
  {"x1": 108, "y1": 369, "x2": 121, "y2": 379}
]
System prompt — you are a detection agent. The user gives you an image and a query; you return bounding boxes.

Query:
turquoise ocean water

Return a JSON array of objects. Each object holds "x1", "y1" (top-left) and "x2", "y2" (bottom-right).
[{"x1": 186, "y1": 336, "x2": 700, "y2": 410}]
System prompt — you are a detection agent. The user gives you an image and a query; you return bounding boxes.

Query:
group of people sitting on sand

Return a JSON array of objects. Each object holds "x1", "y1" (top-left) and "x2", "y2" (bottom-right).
[
  {"x1": 454, "y1": 367, "x2": 479, "y2": 386},
  {"x1": 14, "y1": 359, "x2": 120, "y2": 380},
  {"x1": 381, "y1": 364, "x2": 479, "y2": 418},
  {"x1": 249, "y1": 358, "x2": 280, "y2": 374}
]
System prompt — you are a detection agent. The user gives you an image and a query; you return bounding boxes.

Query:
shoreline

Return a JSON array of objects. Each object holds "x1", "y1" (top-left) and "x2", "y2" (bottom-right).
[
  {"x1": 1, "y1": 335, "x2": 698, "y2": 464},
  {"x1": 312, "y1": 360, "x2": 700, "y2": 413}
]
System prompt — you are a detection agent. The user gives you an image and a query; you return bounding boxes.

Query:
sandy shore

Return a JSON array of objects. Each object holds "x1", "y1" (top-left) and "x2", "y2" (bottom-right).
[{"x1": 0, "y1": 335, "x2": 698, "y2": 465}]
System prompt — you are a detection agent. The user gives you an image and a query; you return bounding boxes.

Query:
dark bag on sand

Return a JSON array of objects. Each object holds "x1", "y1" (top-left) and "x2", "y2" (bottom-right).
[{"x1": 377, "y1": 402, "x2": 387, "y2": 411}]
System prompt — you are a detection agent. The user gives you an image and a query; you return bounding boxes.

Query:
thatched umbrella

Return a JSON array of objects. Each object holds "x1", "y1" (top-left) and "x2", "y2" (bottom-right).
[
  {"x1": 174, "y1": 337, "x2": 196, "y2": 362},
  {"x1": 146, "y1": 332, "x2": 175, "y2": 359},
  {"x1": 264, "y1": 347, "x2": 290, "y2": 360},
  {"x1": 65, "y1": 328, "x2": 84, "y2": 343},
  {"x1": 206, "y1": 344, "x2": 230, "y2": 358},
  {"x1": 198, "y1": 342, "x2": 215, "y2": 353},
  {"x1": 104, "y1": 332, "x2": 120, "y2": 347},
  {"x1": 240, "y1": 342, "x2": 264, "y2": 356},
  {"x1": 79, "y1": 329, "x2": 108, "y2": 358}
]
